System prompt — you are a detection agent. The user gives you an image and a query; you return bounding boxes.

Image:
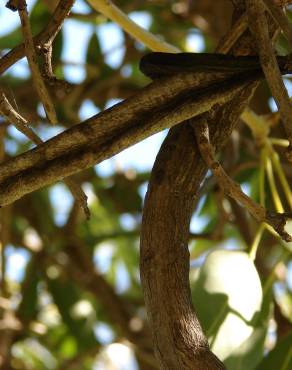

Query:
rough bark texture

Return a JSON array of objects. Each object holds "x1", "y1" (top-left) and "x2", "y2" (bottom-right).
[
  {"x1": 139, "y1": 6, "x2": 281, "y2": 369},
  {"x1": 0, "y1": 69, "x2": 259, "y2": 206},
  {"x1": 140, "y1": 81, "x2": 258, "y2": 369}
]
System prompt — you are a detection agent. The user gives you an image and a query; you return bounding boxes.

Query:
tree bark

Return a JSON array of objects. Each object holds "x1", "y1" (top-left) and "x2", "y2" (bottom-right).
[
  {"x1": 0, "y1": 69, "x2": 258, "y2": 206},
  {"x1": 140, "y1": 79, "x2": 258, "y2": 369},
  {"x1": 139, "y1": 5, "x2": 282, "y2": 368}
]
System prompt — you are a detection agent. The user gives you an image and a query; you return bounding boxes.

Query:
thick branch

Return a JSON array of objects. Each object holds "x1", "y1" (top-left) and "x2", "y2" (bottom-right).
[
  {"x1": 140, "y1": 79, "x2": 258, "y2": 369},
  {"x1": 138, "y1": 6, "x2": 276, "y2": 368},
  {"x1": 0, "y1": 69, "x2": 260, "y2": 206}
]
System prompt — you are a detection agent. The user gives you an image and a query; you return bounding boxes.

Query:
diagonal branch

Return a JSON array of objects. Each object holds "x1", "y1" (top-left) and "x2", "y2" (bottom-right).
[
  {"x1": 0, "y1": 93, "x2": 89, "y2": 218},
  {"x1": 1, "y1": 0, "x2": 74, "y2": 75},
  {"x1": 0, "y1": 67, "x2": 261, "y2": 206},
  {"x1": 2, "y1": 51, "x2": 292, "y2": 207},
  {"x1": 15, "y1": 0, "x2": 57, "y2": 124},
  {"x1": 263, "y1": 0, "x2": 292, "y2": 48},
  {"x1": 139, "y1": 8, "x2": 280, "y2": 369},
  {"x1": 193, "y1": 117, "x2": 292, "y2": 241},
  {"x1": 246, "y1": 0, "x2": 292, "y2": 160}
]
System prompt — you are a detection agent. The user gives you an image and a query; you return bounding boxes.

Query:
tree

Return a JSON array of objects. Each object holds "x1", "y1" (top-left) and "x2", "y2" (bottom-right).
[{"x1": 0, "y1": 0, "x2": 291, "y2": 369}]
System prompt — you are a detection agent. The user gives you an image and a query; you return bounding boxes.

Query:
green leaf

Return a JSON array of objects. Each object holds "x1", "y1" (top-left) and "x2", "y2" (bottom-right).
[
  {"x1": 0, "y1": 27, "x2": 23, "y2": 49},
  {"x1": 256, "y1": 332, "x2": 292, "y2": 370},
  {"x1": 18, "y1": 256, "x2": 39, "y2": 323},
  {"x1": 86, "y1": 32, "x2": 103, "y2": 65},
  {"x1": 192, "y1": 250, "x2": 268, "y2": 368},
  {"x1": 47, "y1": 277, "x2": 96, "y2": 349},
  {"x1": 30, "y1": 0, "x2": 51, "y2": 36},
  {"x1": 86, "y1": 32, "x2": 104, "y2": 78}
]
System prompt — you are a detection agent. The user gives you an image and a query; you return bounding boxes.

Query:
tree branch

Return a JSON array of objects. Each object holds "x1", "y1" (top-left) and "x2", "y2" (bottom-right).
[
  {"x1": 0, "y1": 67, "x2": 261, "y2": 206},
  {"x1": 0, "y1": 93, "x2": 89, "y2": 218},
  {"x1": 16, "y1": 0, "x2": 58, "y2": 124},
  {"x1": 139, "y1": 6, "x2": 279, "y2": 369},
  {"x1": 139, "y1": 76, "x2": 258, "y2": 368},
  {"x1": 1, "y1": 0, "x2": 74, "y2": 75},
  {"x1": 246, "y1": 0, "x2": 292, "y2": 160},
  {"x1": 193, "y1": 117, "x2": 292, "y2": 241}
]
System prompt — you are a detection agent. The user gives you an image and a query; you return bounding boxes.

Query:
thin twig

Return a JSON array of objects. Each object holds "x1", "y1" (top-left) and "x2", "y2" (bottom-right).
[
  {"x1": 41, "y1": 44, "x2": 54, "y2": 78},
  {"x1": 87, "y1": 0, "x2": 179, "y2": 52},
  {"x1": 16, "y1": 0, "x2": 57, "y2": 124},
  {"x1": 0, "y1": 92, "x2": 42, "y2": 144},
  {"x1": 246, "y1": 0, "x2": 292, "y2": 161},
  {"x1": 216, "y1": 12, "x2": 248, "y2": 53},
  {"x1": 1, "y1": 0, "x2": 74, "y2": 75},
  {"x1": 193, "y1": 118, "x2": 292, "y2": 242},
  {"x1": 263, "y1": 0, "x2": 292, "y2": 48},
  {"x1": 64, "y1": 178, "x2": 90, "y2": 219},
  {"x1": 0, "y1": 92, "x2": 90, "y2": 218}
]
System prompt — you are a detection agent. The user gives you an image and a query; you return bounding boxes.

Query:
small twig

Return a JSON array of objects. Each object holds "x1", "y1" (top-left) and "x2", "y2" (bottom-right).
[
  {"x1": 1, "y1": 0, "x2": 74, "y2": 75},
  {"x1": 0, "y1": 92, "x2": 90, "y2": 219},
  {"x1": 263, "y1": 0, "x2": 292, "y2": 48},
  {"x1": 0, "y1": 92, "x2": 42, "y2": 144},
  {"x1": 12, "y1": 0, "x2": 58, "y2": 124},
  {"x1": 216, "y1": 12, "x2": 248, "y2": 53},
  {"x1": 41, "y1": 44, "x2": 54, "y2": 78},
  {"x1": 193, "y1": 118, "x2": 292, "y2": 242},
  {"x1": 87, "y1": 0, "x2": 179, "y2": 52},
  {"x1": 64, "y1": 177, "x2": 90, "y2": 220},
  {"x1": 246, "y1": 0, "x2": 292, "y2": 161}
]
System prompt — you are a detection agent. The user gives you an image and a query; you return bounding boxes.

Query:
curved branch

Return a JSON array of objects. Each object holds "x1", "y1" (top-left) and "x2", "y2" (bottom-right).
[{"x1": 140, "y1": 80, "x2": 258, "y2": 369}]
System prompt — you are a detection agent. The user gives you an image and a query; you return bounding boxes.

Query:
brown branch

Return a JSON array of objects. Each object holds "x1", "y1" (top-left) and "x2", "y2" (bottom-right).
[
  {"x1": 1, "y1": 0, "x2": 74, "y2": 75},
  {"x1": 0, "y1": 92, "x2": 42, "y2": 144},
  {"x1": 139, "y1": 86, "x2": 258, "y2": 368},
  {"x1": 263, "y1": 0, "x2": 292, "y2": 48},
  {"x1": 15, "y1": 0, "x2": 57, "y2": 124},
  {"x1": 0, "y1": 67, "x2": 261, "y2": 206},
  {"x1": 193, "y1": 118, "x2": 292, "y2": 241},
  {"x1": 216, "y1": 12, "x2": 248, "y2": 53},
  {"x1": 246, "y1": 0, "x2": 292, "y2": 161},
  {"x1": 41, "y1": 44, "x2": 54, "y2": 78},
  {"x1": 138, "y1": 8, "x2": 281, "y2": 369},
  {"x1": 140, "y1": 110, "x2": 253, "y2": 369},
  {"x1": 0, "y1": 92, "x2": 89, "y2": 218}
]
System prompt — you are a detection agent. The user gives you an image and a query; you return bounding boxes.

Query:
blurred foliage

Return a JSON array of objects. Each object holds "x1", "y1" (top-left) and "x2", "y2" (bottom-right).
[{"x1": 0, "y1": 0, "x2": 291, "y2": 369}]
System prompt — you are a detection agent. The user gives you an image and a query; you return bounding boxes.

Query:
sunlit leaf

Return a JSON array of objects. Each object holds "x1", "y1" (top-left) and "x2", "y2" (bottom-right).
[
  {"x1": 47, "y1": 277, "x2": 96, "y2": 349},
  {"x1": 191, "y1": 250, "x2": 267, "y2": 367}
]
